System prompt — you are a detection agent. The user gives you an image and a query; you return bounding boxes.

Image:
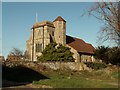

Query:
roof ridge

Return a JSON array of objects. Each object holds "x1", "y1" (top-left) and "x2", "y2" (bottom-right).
[{"x1": 53, "y1": 16, "x2": 66, "y2": 22}]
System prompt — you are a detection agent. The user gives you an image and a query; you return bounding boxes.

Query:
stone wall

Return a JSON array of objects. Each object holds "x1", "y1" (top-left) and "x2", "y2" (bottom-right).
[
  {"x1": 2, "y1": 61, "x2": 90, "y2": 71},
  {"x1": 66, "y1": 45, "x2": 80, "y2": 62},
  {"x1": 0, "y1": 56, "x2": 5, "y2": 61}
]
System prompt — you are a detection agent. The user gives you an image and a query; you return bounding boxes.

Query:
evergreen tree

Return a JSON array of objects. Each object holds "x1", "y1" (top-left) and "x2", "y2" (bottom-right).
[{"x1": 37, "y1": 42, "x2": 74, "y2": 62}]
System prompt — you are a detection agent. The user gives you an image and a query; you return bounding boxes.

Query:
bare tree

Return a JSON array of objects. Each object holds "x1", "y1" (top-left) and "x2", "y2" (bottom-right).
[
  {"x1": 82, "y1": 1, "x2": 120, "y2": 46},
  {"x1": 9, "y1": 48, "x2": 23, "y2": 56}
]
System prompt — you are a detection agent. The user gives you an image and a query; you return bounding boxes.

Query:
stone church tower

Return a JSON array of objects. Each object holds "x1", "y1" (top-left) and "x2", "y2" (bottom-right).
[
  {"x1": 26, "y1": 16, "x2": 66, "y2": 61},
  {"x1": 53, "y1": 16, "x2": 66, "y2": 45},
  {"x1": 26, "y1": 21, "x2": 55, "y2": 61}
]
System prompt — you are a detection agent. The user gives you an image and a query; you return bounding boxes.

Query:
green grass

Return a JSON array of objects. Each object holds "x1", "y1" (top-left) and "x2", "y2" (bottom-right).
[
  {"x1": 33, "y1": 78, "x2": 117, "y2": 88},
  {"x1": 32, "y1": 70, "x2": 119, "y2": 88},
  {"x1": 111, "y1": 71, "x2": 119, "y2": 79},
  {"x1": 3, "y1": 64, "x2": 119, "y2": 88}
]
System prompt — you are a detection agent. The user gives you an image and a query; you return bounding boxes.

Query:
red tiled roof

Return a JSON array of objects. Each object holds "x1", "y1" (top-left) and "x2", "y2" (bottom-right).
[
  {"x1": 53, "y1": 16, "x2": 66, "y2": 22},
  {"x1": 66, "y1": 35, "x2": 95, "y2": 54}
]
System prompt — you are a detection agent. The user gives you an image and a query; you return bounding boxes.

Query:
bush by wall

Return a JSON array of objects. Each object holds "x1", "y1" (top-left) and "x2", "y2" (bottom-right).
[{"x1": 84, "y1": 62, "x2": 107, "y2": 70}]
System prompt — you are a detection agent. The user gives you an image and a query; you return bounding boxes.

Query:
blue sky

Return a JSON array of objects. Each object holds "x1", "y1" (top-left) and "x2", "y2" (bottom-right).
[
  {"x1": 2, "y1": 0, "x2": 117, "y2": 2},
  {"x1": 2, "y1": 2, "x2": 105, "y2": 58}
]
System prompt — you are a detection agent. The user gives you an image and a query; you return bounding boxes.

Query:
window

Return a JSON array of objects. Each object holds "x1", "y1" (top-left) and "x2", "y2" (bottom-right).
[
  {"x1": 36, "y1": 43, "x2": 42, "y2": 52},
  {"x1": 63, "y1": 23, "x2": 66, "y2": 29},
  {"x1": 36, "y1": 44, "x2": 38, "y2": 52},
  {"x1": 52, "y1": 31, "x2": 54, "y2": 36}
]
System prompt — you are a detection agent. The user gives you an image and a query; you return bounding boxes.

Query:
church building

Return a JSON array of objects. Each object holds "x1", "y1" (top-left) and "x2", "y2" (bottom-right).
[{"x1": 26, "y1": 16, "x2": 95, "y2": 62}]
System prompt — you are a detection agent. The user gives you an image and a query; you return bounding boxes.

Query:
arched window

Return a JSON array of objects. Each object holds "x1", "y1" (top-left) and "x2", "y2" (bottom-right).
[
  {"x1": 52, "y1": 31, "x2": 54, "y2": 36},
  {"x1": 36, "y1": 43, "x2": 42, "y2": 52}
]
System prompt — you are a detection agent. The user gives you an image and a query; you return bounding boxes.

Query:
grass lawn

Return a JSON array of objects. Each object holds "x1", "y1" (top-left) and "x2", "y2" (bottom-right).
[
  {"x1": 33, "y1": 69, "x2": 119, "y2": 88},
  {"x1": 3, "y1": 64, "x2": 119, "y2": 88}
]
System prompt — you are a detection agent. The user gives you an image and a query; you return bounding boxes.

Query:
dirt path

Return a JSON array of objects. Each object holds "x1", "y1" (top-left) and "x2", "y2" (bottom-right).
[
  {"x1": 2, "y1": 80, "x2": 52, "y2": 89},
  {"x1": 2, "y1": 83, "x2": 52, "y2": 89}
]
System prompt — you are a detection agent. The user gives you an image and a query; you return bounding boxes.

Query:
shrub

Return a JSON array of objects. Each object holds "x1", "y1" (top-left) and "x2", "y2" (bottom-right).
[
  {"x1": 94, "y1": 46, "x2": 120, "y2": 65},
  {"x1": 84, "y1": 62, "x2": 107, "y2": 70},
  {"x1": 94, "y1": 46, "x2": 109, "y2": 64},
  {"x1": 107, "y1": 47, "x2": 120, "y2": 65},
  {"x1": 37, "y1": 42, "x2": 74, "y2": 62}
]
